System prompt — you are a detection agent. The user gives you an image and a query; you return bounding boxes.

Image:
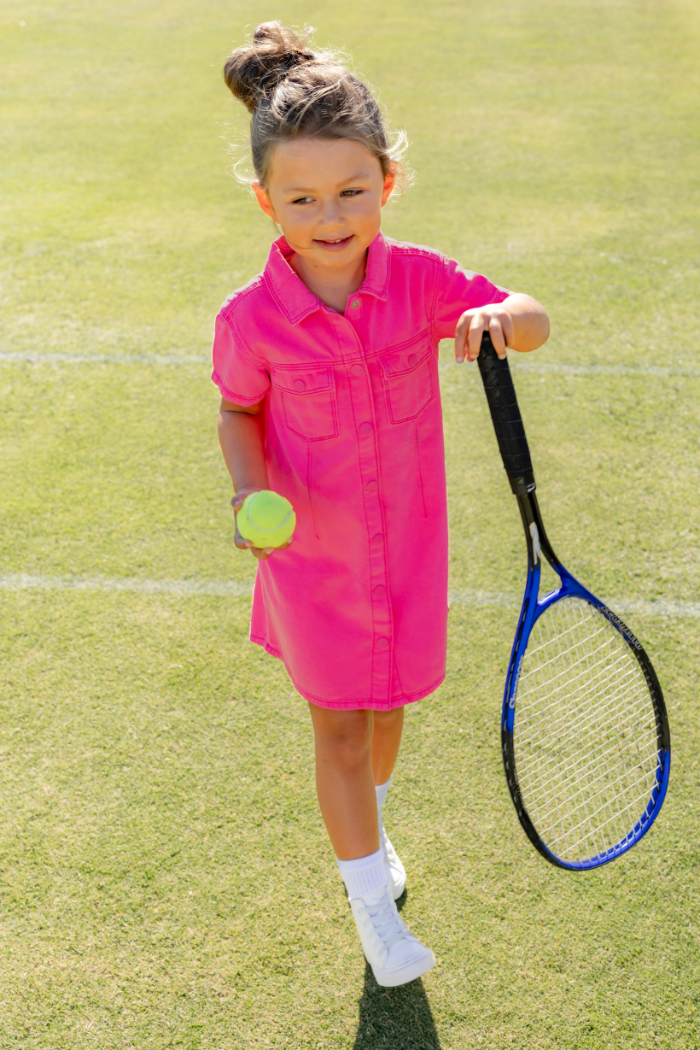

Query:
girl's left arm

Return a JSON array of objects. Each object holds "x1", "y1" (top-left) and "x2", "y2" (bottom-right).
[{"x1": 454, "y1": 294, "x2": 550, "y2": 363}]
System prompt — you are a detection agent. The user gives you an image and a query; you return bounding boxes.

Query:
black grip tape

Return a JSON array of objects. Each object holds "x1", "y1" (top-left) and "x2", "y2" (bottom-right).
[{"x1": 476, "y1": 332, "x2": 536, "y2": 494}]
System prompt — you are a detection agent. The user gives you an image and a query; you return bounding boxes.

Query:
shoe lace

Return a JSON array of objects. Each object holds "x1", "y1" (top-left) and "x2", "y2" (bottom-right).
[{"x1": 360, "y1": 890, "x2": 406, "y2": 951}]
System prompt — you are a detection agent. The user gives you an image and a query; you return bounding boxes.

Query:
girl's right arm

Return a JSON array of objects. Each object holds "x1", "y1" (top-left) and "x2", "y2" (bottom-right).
[{"x1": 218, "y1": 397, "x2": 287, "y2": 560}]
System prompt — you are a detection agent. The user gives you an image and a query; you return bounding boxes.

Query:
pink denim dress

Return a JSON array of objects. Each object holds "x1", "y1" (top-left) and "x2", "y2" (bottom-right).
[{"x1": 212, "y1": 232, "x2": 509, "y2": 710}]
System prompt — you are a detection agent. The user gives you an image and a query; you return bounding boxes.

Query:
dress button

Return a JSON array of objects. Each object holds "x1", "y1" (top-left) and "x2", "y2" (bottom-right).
[
  {"x1": 359, "y1": 421, "x2": 373, "y2": 435},
  {"x1": 351, "y1": 363, "x2": 364, "y2": 377},
  {"x1": 373, "y1": 584, "x2": 385, "y2": 598},
  {"x1": 376, "y1": 637, "x2": 389, "y2": 650},
  {"x1": 351, "y1": 300, "x2": 360, "y2": 308},
  {"x1": 408, "y1": 353, "x2": 417, "y2": 366},
  {"x1": 293, "y1": 379, "x2": 306, "y2": 391},
  {"x1": 365, "y1": 479, "x2": 378, "y2": 493},
  {"x1": 371, "y1": 533, "x2": 383, "y2": 545}
]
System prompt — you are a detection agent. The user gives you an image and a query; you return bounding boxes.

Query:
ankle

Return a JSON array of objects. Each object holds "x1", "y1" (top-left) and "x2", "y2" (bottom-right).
[{"x1": 337, "y1": 847, "x2": 388, "y2": 899}]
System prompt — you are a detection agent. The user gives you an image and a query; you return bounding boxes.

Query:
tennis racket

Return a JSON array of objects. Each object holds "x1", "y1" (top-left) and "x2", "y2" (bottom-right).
[{"x1": 476, "y1": 332, "x2": 670, "y2": 870}]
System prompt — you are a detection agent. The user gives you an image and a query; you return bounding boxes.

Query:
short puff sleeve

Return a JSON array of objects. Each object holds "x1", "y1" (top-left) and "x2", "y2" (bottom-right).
[
  {"x1": 433, "y1": 256, "x2": 511, "y2": 341},
  {"x1": 211, "y1": 312, "x2": 271, "y2": 406}
]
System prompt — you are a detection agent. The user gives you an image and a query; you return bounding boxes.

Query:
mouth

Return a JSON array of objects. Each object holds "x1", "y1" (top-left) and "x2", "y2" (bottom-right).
[{"x1": 313, "y1": 235, "x2": 354, "y2": 252}]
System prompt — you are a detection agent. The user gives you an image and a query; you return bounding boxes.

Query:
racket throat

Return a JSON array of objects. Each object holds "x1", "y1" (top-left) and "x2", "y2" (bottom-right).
[
  {"x1": 507, "y1": 470, "x2": 536, "y2": 496},
  {"x1": 529, "y1": 522, "x2": 541, "y2": 564},
  {"x1": 516, "y1": 490, "x2": 561, "y2": 574}
]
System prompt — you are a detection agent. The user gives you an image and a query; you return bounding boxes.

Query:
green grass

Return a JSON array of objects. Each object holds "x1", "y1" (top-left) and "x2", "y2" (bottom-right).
[{"x1": 1, "y1": 0, "x2": 700, "y2": 1046}]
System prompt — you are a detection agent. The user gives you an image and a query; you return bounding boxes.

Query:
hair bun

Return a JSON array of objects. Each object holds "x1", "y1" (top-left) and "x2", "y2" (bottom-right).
[{"x1": 223, "y1": 22, "x2": 316, "y2": 113}]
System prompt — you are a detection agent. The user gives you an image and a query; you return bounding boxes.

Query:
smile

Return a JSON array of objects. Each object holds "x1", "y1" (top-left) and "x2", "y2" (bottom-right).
[{"x1": 313, "y1": 235, "x2": 354, "y2": 251}]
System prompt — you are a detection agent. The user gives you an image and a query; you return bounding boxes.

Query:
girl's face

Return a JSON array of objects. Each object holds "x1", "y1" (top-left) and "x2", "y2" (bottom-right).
[{"x1": 253, "y1": 138, "x2": 395, "y2": 273}]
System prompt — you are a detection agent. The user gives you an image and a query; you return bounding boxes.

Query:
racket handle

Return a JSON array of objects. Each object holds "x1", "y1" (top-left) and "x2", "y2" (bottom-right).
[{"x1": 477, "y1": 332, "x2": 536, "y2": 495}]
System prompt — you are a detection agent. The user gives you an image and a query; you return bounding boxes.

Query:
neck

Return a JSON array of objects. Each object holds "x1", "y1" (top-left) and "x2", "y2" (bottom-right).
[{"x1": 290, "y1": 251, "x2": 368, "y2": 314}]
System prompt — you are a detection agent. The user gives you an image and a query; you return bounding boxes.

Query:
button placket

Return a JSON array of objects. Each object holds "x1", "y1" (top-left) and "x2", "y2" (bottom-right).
[{"x1": 344, "y1": 322, "x2": 393, "y2": 701}]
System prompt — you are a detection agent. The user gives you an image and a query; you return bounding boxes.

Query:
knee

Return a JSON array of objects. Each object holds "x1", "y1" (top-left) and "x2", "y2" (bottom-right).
[
  {"x1": 373, "y1": 708, "x2": 403, "y2": 730},
  {"x1": 314, "y1": 711, "x2": 373, "y2": 767}
]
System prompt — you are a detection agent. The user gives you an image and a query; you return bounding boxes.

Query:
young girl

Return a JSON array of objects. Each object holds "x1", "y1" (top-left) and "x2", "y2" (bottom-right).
[{"x1": 214, "y1": 22, "x2": 549, "y2": 988}]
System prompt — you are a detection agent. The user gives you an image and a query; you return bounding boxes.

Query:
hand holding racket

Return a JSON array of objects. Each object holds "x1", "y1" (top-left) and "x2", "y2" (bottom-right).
[{"x1": 476, "y1": 332, "x2": 670, "y2": 870}]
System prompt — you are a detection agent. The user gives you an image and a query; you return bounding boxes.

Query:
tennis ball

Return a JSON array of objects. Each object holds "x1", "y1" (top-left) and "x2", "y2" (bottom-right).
[{"x1": 237, "y1": 490, "x2": 296, "y2": 549}]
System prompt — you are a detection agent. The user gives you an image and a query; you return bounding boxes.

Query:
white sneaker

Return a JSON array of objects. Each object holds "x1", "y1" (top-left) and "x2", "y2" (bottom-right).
[
  {"x1": 349, "y1": 883, "x2": 435, "y2": 988},
  {"x1": 381, "y1": 825, "x2": 407, "y2": 901}
]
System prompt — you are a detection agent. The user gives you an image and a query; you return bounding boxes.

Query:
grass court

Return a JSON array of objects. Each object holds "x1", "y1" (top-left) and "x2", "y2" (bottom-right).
[{"x1": 1, "y1": 0, "x2": 699, "y2": 1046}]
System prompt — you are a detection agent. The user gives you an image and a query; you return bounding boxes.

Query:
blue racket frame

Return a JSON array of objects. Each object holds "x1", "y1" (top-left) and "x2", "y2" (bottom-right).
[
  {"x1": 477, "y1": 333, "x2": 671, "y2": 870},
  {"x1": 501, "y1": 490, "x2": 671, "y2": 871}
]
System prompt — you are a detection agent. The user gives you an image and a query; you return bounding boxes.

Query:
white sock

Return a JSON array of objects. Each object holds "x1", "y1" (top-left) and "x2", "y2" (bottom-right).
[
  {"x1": 336, "y1": 847, "x2": 387, "y2": 899},
  {"x1": 375, "y1": 776, "x2": 392, "y2": 825}
]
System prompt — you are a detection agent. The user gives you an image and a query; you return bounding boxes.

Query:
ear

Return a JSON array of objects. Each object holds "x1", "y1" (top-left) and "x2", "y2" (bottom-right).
[
  {"x1": 381, "y1": 168, "x2": 397, "y2": 207},
  {"x1": 252, "y1": 181, "x2": 278, "y2": 221}
]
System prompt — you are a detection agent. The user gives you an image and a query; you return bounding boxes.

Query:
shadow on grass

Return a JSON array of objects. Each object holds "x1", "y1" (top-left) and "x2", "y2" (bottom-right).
[{"x1": 352, "y1": 892, "x2": 442, "y2": 1050}]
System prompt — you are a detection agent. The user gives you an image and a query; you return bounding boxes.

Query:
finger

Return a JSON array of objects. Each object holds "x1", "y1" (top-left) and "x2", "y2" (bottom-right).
[
  {"x1": 467, "y1": 315, "x2": 485, "y2": 361},
  {"x1": 253, "y1": 538, "x2": 291, "y2": 557},
  {"x1": 489, "y1": 317, "x2": 508, "y2": 359},
  {"x1": 233, "y1": 521, "x2": 255, "y2": 550},
  {"x1": 500, "y1": 309, "x2": 515, "y2": 349},
  {"x1": 455, "y1": 312, "x2": 470, "y2": 363}
]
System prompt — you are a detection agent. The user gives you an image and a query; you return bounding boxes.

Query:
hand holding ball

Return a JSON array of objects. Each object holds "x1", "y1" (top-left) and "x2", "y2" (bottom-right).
[{"x1": 237, "y1": 490, "x2": 296, "y2": 550}]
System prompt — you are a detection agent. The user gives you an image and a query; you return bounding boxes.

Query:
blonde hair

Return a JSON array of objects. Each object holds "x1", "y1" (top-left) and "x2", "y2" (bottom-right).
[{"x1": 223, "y1": 22, "x2": 408, "y2": 189}]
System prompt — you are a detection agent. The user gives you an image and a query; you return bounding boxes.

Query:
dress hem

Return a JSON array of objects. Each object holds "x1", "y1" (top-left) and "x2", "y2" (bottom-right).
[{"x1": 250, "y1": 634, "x2": 444, "y2": 711}]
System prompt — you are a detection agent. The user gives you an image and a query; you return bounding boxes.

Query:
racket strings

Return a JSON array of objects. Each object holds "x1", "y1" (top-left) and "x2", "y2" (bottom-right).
[
  {"x1": 519, "y1": 646, "x2": 645, "y2": 741},
  {"x1": 513, "y1": 597, "x2": 660, "y2": 863},
  {"x1": 520, "y1": 631, "x2": 657, "y2": 860},
  {"x1": 522, "y1": 662, "x2": 654, "y2": 775},
  {"x1": 519, "y1": 610, "x2": 658, "y2": 860}
]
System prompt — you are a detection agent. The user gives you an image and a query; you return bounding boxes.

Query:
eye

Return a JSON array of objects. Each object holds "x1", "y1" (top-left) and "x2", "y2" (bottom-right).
[
  {"x1": 291, "y1": 196, "x2": 314, "y2": 205},
  {"x1": 340, "y1": 189, "x2": 363, "y2": 198}
]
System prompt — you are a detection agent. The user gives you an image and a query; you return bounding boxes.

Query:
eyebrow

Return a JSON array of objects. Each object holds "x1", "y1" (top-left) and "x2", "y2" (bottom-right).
[{"x1": 282, "y1": 172, "x2": 373, "y2": 193}]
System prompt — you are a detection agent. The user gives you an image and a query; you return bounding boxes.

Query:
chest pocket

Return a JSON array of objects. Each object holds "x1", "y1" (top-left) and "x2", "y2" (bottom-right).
[
  {"x1": 379, "y1": 340, "x2": 434, "y2": 424},
  {"x1": 272, "y1": 367, "x2": 339, "y2": 441}
]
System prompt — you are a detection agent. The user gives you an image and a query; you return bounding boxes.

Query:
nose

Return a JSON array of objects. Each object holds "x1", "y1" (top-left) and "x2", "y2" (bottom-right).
[{"x1": 318, "y1": 197, "x2": 343, "y2": 229}]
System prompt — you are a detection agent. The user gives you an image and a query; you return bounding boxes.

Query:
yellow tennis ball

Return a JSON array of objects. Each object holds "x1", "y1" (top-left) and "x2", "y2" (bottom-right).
[{"x1": 237, "y1": 490, "x2": 296, "y2": 549}]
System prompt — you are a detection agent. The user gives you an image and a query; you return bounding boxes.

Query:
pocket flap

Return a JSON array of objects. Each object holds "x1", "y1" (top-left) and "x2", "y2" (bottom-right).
[
  {"x1": 272, "y1": 367, "x2": 334, "y2": 395},
  {"x1": 379, "y1": 343, "x2": 432, "y2": 378}
]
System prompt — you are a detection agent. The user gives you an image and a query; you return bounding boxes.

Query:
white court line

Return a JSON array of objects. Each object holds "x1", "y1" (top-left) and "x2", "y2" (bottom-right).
[
  {"x1": 513, "y1": 363, "x2": 700, "y2": 378},
  {"x1": 0, "y1": 350, "x2": 698, "y2": 377},
  {"x1": 441, "y1": 360, "x2": 700, "y2": 378},
  {"x1": 450, "y1": 587, "x2": 700, "y2": 619},
  {"x1": 0, "y1": 573, "x2": 250, "y2": 597},
  {"x1": 1, "y1": 573, "x2": 698, "y2": 618},
  {"x1": 0, "y1": 351, "x2": 206, "y2": 366}
]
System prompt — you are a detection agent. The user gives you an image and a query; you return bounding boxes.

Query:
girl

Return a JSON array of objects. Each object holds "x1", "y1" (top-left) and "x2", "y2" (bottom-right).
[{"x1": 214, "y1": 22, "x2": 549, "y2": 988}]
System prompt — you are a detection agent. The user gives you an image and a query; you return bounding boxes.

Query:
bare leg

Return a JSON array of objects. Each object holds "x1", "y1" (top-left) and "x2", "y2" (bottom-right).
[
  {"x1": 308, "y1": 704, "x2": 379, "y2": 860},
  {"x1": 372, "y1": 708, "x2": 404, "y2": 785}
]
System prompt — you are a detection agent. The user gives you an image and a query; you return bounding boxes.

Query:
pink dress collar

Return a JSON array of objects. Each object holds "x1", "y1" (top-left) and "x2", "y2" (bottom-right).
[{"x1": 263, "y1": 230, "x2": 392, "y2": 325}]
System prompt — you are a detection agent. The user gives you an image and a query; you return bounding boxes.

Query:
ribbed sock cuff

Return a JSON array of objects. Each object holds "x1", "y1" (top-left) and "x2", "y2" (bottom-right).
[{"x1": 337, "y1": 847, "x2": 387, "y2": 899}]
